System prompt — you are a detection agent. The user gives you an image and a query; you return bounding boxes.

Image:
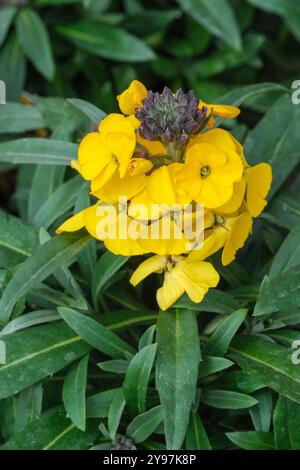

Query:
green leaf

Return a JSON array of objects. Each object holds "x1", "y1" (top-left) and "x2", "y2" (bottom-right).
[
  {"x1": 86, "y1": 389, "x2": 119, "y2": 418},
  {"x1": 156, "y1": 309, "x2": 201, "y2": 450},
  {"x1": 249, "y1": 390, "x2": 273, "y2": 432},
  {"x1": 33, "y1": 176, "x2": 85, "y2": 229},
  {"x1": 57, "y1": 21, "x2": 155, "y2": 62},
  {"x1": 0, "y1": 210, "x2": 38, "y2": 269},
  {"x1": 226, "y1": 431, "x2": 275, "y2": 450},
  {"x1": 63, "y1": 354, "x2": 89, "y2": 431},
  {"x1": 186, "y1": 412, "x2": 211, "y2": 450},
  {"x1": 269, "y1": 222, "x2": 300, "y2": 277},
  {"x1": 273, "y1": 396, "x2": 300, "y2": 449},
  {"x1": 214, "y1": 370, "x2": 264, "y2": 394},
  {"x1": 203, "y1": 309, "x2": 248, "y2": 356},
  {"x1": 244, "y1": 94, "x2": 300, "y2": 197},
  {"x1": 177, "y1": 0, "x2": 241, "y2": 50},
  {"x1": 198, "y1": 356, "x2": 233, "y2": 378},
  {"x1": 16, "y1": 8, "x2": 54, "y2": 80},
  {"x1": 0, "y1": 103, "x2": 45, "y2": 134},
  {"x1": 254, "y1": 267, "x2": 300, "y2": 316},
  {"x1": 0, "y1": 407, "x2": 98, "y2": 450},
  {"x1": 0, "y1": 33, "x2": 26, "y2": 102},
  {"x1": 67, "y1": 98, "x2": 106, "y2": 125},
  {"x1": 201, "y1": 389, "x2": 257, "y2": 409},
  {"x1": 138, "y1": 325, "x2": 156, "y2": 350},
  {"x1": 0, "y1": 322, "x2": 91, "y2": 399},
  {"x1": 92, "y1": 252, "x2": 129, "y2": 307},
  {"x1": 58, "y1": 307, "x2": 135, "y2": 359},
  {"x1": 0, "y1": 232, "x2": 91, "y2": 324},
  {"x1": 28, "y1": 165, "x2": 65, "y2": 225},
  {"x1": 0, "y1": 7, "x2": 16, "y2": 46},
  {"x1": 108, "y1": 388, "x2": 126, "y2": 439},
  {"x1": 230, "y1": 335, "x2": 300, "y2": 404},
  {"x1": 123, "y1": 343, "x2": 157, "y2": 414},
  {"x1": 0, "y1": 139, "x2": 77, "y2": 165},
  {"x1": 174, "y1": 289, "x2": 239, "y2": 314},
  {"x1": 14, "y1": 383, "x2": 43, "y2": 433},
  {"x1": 126, "y1": 406, "x2": 163, "y2": 444},
  {"x1": 0, "y1": 310, "x2": 60, "y2": 336},
  {"x1": 215, "y1": 82, "x2": 287, "y2": 107},
  {"x1": 267, "y1": 190, "x2": 300, "y2": 231},
  {"x1": 98, "y1": 359, "x2": 129, "y2": 374}
]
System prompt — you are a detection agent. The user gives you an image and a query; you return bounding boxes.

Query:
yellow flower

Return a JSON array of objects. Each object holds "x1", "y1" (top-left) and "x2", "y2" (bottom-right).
[
  {"x1": 130, "y1": 249, "x2": 219, "y2": 311},
  {"x1": 72, "y1": 114, "x2": 136, "y2": 188},
  {"x1": 117, "y1": 80, "x2": 147, "y2": 115},
  {"x1": 178, "y1": 140, "x2": 243, "y2": 208}
]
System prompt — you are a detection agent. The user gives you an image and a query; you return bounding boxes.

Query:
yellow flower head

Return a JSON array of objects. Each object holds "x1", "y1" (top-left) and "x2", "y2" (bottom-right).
[
  {"x1": 58, "y1": 81, "x2": 272, "y2": 311},
  {"x1": 72, "y1": 113, "x2": 136, "y2": 189},
  {"x1": 177, "y1": 141, "x2": 243, "y2": 208}
]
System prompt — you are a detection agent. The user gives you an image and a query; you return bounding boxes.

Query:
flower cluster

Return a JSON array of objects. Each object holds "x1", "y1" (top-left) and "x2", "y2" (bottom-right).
[{"x1": 57, "y1": 80, "x2": 272, "y2": 311}]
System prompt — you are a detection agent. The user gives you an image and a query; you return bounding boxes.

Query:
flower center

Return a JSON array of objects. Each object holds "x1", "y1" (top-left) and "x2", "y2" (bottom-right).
[
  {"x1": 200, "y1": 165, "x2": 211, "y2": 178},
  {"x1": 215, "y1": 215, "x2": 225, "y2": 225}
]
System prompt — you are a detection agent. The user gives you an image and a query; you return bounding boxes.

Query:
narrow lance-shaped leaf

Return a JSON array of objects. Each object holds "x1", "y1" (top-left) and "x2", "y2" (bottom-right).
[
  {"x1": 16, "y1": 8, "x2": 55, "y2": 80},
  {"x1": 123, "y1": 343, "x2": 157, "y2": 414},
  {"x1": 0, "y1": 139, "x2": 77, "y2": 166},
  {"x1": 203, "y1": 308, "x2": 248, "y2": 356},
  {"x1": 156, "y1": 309, "x2": 201, "y2": 450},
  {"x1": 58, "y1": 307, "x2": 135, "y2": 359},
  {"x1": 63, "y1": 354, "x2": 89, "y2": 431}
]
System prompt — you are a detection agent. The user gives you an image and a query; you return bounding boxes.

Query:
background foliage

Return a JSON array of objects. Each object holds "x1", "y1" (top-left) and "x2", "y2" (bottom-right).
[{"x1": 0, "y1": 0, "x2": 300, "y2": 451}]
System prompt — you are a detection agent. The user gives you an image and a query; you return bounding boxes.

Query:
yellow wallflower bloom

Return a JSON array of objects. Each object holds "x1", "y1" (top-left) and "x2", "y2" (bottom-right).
[
  {"x1": 130, "y1": 249, "x2": 219, "y2": 311},
  {"x1": 72, "y1": 114, "x2": 136, "y2": 190},
  {"x1": 117, "y1": 80, "x2": 147, "y2": 115},
  {"x1": 178, "y1": 142, "x2": 243, "y2": 208}
]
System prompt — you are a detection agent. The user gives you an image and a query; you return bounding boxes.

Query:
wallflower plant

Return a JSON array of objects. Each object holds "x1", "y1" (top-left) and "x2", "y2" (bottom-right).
[{"x1": 57, "y1": 80, "x2": 272, "y2": 311}]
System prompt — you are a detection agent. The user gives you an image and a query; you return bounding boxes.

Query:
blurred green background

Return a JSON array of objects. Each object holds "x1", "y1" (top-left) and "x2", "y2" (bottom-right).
[{"x1": 1, "y1": 0, "x2": 299, "y2": 109}]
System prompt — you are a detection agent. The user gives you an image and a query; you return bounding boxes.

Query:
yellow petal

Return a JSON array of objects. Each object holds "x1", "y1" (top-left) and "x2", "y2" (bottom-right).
[
  {"x1": 201, "y1": 101, "x2": 240, "y2": 118},
  {"x1": 130, "y1": 255, "x2": 167, "y2": 286},
  {"x1": 129, "y1": 158, "x2": 153, "y2": 176},
  {"x1": 146, "y1": 165, "x2": 177, "y2": 205},
  {"x1": 138, "y1": 218, "x2": 189, "y2": 255},
  {"x1": 216, "y1": 178, "x2": 246, "y2": 214},
  {"x1": 188, "y1": 226, "x2": 228, "y2": 262},
  {"x1": 245, "y1": 163, "x2": 272, "y2": 217},
  {"x1": 117, "y1": 80, "x2": 148, "y2": 115},
  {"x1": 99, "y1": 114, "x2": 136, "y2": 177},
  {"x1": 222, "y1": 212, "x2": 253, "y2": 266},
  {"x1": 78, "y1": 132, "x2": 112, "y2": 180},
  {"x1": 156, "y1": 270, "x2": 185, "y2": 311},
  {"x1": 179, "y1": 259, "x2": 220, "y2": 303},
  {"x1": 56, "y1": 209, "x2": 85, "y2": 234},
  {"x1": 93, "y1": 171, "x2": 147, "y2": 204},
  {"x1": 90, "y1": 161, "x2": 118, "y2": 193}
]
